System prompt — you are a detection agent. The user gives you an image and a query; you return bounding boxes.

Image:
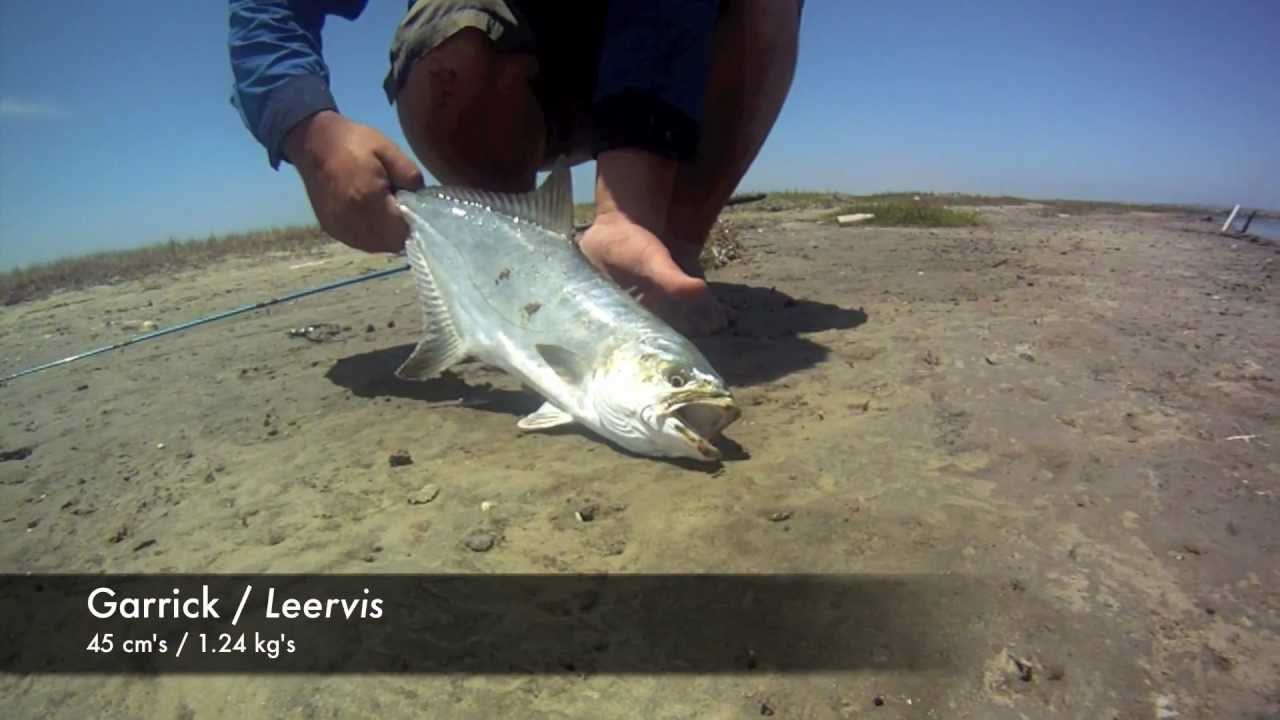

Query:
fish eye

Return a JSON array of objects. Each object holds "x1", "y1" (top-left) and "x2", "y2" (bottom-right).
[{"x1": 667, "y1": 373, "x2": 687, "y2": 388}]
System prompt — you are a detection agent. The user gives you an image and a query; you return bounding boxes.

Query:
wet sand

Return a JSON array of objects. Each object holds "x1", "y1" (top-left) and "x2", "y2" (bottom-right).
[{"x1": 2, "y1": 202, "x2": 1278, "y2": 718}]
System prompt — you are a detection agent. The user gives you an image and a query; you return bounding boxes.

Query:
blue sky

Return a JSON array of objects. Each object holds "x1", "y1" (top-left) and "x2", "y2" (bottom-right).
[{"x1": 1, "y1": 1, "x2": 1276, "y2": 269}]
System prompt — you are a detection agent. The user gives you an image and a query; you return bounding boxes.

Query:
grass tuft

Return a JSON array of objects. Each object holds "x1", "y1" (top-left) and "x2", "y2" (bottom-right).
[{"x1": 826, "y1": 202, "x2": 983, "y2": 227}]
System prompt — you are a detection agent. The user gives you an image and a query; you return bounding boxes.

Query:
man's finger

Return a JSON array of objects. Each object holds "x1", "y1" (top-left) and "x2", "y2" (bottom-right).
[
  {"x1": 374, "y1": 144, "x2": 425, "y2": 192},
  {"x1": 374, "y1": 194, "x2": 411, "y2": 253}
]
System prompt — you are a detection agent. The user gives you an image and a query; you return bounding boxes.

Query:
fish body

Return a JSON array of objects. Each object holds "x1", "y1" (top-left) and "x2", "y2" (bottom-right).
[{"x1": 393, "y1": 163, "x2": 739, "y2": 461}]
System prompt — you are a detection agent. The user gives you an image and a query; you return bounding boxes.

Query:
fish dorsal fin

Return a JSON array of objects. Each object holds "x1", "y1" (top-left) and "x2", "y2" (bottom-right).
[
  {"x1": 428, "y1": 158, "x2": 574, "y2": 239},
  {"x1": 394, "y1": 223, "x2": 467, "y2": 380},
  {"x1": 536, "y1": 343, "x2": 589, "y2": 386},
  {"x1": 517, "y1": 401, "x2": 576, "y2": 431}
]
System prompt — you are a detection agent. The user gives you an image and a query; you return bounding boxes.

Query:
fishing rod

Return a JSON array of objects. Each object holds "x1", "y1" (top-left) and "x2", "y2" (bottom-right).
[{"x1": 1, "y1": 264, "x2": 410, "y2": 384}]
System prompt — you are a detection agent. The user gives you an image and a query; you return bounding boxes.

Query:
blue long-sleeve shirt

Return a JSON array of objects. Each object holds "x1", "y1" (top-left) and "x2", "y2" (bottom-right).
[
  {"x1": 228, "y1": 0, "x2": 717, "y2": 169},
  {"x1": 228, "y1": 0, "x2": 367, "y2": 169}
]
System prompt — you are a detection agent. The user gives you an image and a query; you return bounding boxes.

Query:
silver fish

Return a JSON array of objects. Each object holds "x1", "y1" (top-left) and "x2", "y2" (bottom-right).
[{"x1": 393, "y1": 162, "x2": 741, "y2": 461}]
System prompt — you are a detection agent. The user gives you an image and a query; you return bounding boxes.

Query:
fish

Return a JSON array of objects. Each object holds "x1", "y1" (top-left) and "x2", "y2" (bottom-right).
[{"x1": 392, "y1": 162, "x2": 740, "y2": 461}]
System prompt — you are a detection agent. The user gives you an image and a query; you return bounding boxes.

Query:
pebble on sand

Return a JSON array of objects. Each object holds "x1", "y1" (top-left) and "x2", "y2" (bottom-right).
[
  {"x1": 464, "y1": 530, "x2": 496, "y2": 552},
  {"x1": 287, "y1": 323, "x2": 343, "y2": 343},
  {"x1": 408, "y1": 483, "x2": 440, "y2": 505},
  {"x1": 389, "y1": 449, "x2": 414, "y2": 467}
]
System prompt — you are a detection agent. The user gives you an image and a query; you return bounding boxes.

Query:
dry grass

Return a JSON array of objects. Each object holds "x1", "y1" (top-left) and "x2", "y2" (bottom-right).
[
  {"x1": 699, "y1": 220, "x2": 745, "y2": 270},
  {"x1": 825, "y1": 201, "x2": 983, "y2": 228},
  {"x1": 1, "y1": 225, "x2": 329, "y2": 306},
  {"x1": 573, "y1": 203, "x2": 596, "y2": 227},
  {"x1": 1028, "y1": 198, "x2": 1184, "y2": 216},
  {"x1": 752, "y1": 190, "x2": 1026, "y2": 213}
]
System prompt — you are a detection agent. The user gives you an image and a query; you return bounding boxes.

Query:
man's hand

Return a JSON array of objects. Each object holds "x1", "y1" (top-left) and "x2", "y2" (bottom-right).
[
  {"x1": 578, "y1": 149, "x2": 728, "y2": 336},
  {"x1": 283, "y1": 110, "x2": 425, "y2": 254}
]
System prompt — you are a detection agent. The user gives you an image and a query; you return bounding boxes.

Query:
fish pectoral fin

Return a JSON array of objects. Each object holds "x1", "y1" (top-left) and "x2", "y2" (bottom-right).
[
  {"x1": 536, "y1": 344, "x2": 590, "y2": 386},
  {"x1": 395, "y1": 225, "x2": 467, "y2": 380},
  {"x1": 517, "y1": 402, "x2": 576, "y2": 431}
]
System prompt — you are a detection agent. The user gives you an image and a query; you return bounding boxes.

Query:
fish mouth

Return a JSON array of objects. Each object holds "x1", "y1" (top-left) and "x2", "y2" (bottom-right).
[{"x1": 662, "y1": 394, "x2": 741, "y2": 460}]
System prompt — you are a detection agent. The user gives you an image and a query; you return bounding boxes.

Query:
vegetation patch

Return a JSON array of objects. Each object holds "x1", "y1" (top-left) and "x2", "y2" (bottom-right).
[
  {"x1": 1, "y1": 225, "x2": 329, "y2": 306},
  {"x1": 826, "y1": 202, "x2": 983, "y2": 227}
]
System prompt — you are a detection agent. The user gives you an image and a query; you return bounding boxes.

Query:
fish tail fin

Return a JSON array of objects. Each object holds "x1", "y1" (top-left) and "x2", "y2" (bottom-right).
[{"x1": 396, "y1": 224, "x2": 467, "y2": 380}]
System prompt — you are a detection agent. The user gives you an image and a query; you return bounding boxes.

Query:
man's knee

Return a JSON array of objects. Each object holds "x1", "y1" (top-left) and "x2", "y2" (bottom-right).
[
  {"x1": 395, "y1": 29, "x2": 498, "y2": 179},
  {"x1": 722, "y1": 0, "x2": 801, "y2": 54},
  {"x1": 396, "y1": 28, "x2": 544, "y2": 191}
]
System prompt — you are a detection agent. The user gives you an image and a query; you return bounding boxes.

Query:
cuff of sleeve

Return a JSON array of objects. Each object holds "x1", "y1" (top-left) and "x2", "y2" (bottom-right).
[
  {"x1": 261, "y1": 74, "x2": 339, "y2": 169},
  {"x1": 590, "y1": 90, "x2": 700, "y2": 163}
]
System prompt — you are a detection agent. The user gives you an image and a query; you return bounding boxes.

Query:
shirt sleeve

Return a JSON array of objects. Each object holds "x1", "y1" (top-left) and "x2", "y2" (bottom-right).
[
  {"x1": 228, "y1": 0, "x2": 369, "y2": 169},
  {"x1": 591, "y1": 0, "x2": 719, "y2": 163}
]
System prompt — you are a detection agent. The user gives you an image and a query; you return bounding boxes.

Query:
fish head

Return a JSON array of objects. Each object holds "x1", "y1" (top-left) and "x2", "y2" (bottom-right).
[{"x1": 591, "y1": 335, "x2": 741, "y2": 461}]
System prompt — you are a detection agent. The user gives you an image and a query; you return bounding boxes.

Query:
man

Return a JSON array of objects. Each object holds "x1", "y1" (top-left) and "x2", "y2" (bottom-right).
[{"x1": 229, "y1": 0, "x2": 800, "y2": 335}]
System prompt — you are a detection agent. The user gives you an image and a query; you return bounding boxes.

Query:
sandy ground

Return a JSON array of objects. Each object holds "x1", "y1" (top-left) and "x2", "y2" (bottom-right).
[{"x1": 2, "y1": 202, "x2": 1278, "y2": 718}]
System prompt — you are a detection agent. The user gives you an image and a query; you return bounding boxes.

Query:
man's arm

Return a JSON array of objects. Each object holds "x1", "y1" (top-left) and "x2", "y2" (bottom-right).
[
  {"x1": 227, "y1": 0, "x2": 424, "y2": 254},
  {"x1": 228, "y1": 0, "x2": 367, "y2": 168}
]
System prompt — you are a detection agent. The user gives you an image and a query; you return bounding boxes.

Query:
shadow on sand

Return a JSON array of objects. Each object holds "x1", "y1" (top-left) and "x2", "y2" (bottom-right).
[
  {"x1": 700, "y1": 281, "x2": 867, "y2": 387},
  {"x1": 326, "y1": 347, "x2": 540, "y2": 417},
  {"x1": 325, "y1": 282, "x2": 865, "y2": 464},
  {"x1": 327, "y1": 281, "x2": 866, "y2": 397}
]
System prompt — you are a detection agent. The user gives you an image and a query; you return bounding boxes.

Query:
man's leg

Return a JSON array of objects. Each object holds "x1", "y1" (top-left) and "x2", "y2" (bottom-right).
[
  {"x1": 395, "y1": 27, "x2": 545, "y2": 193},
  {"x1": 664, "y1": 0, "x2": 802, "y2": 276},
  {"x1": 578, "y1": 0, "x2": 801, "y2": 336},
  {"x1": 578, "y1": 1, "x2": 801, "y2": 336}
]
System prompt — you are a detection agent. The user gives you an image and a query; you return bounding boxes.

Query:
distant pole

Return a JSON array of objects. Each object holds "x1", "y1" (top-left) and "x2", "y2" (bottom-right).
[
  {"x1": 1239, "y1": 210, "x2": 1257, "y2": 234},
  {"x1": 1221, "y1": 204, "x2": 1241, "y2": 233}
]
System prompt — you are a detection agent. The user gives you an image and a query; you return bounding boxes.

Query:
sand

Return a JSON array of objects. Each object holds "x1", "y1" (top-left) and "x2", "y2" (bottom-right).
[{"x1": 1, "y1": 203, "x2": 1277, "y2": 718}]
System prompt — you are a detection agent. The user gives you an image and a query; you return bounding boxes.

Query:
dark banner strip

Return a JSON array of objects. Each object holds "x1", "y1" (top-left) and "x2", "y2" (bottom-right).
[{"x1": 0, "y1": 574, "x2": 988, "y2": 673}]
